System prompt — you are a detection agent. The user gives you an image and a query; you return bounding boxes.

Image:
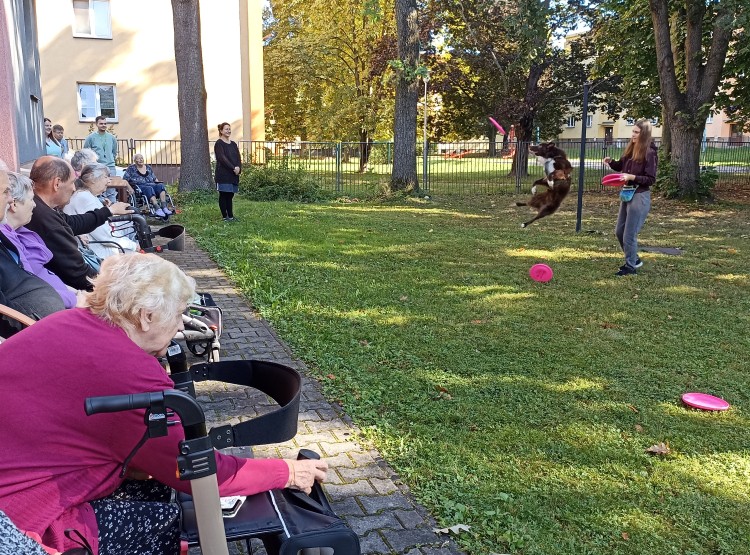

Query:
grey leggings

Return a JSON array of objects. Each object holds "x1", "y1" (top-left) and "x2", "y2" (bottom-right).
[{"x1": 615, "y1": 190, "x2": 651, "y2": 269}]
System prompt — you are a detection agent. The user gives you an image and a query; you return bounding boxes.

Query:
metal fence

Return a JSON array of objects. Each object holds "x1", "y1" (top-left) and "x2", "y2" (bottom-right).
[{"x1": 69, "y1": 138, "x2": 750, "y2": 196}]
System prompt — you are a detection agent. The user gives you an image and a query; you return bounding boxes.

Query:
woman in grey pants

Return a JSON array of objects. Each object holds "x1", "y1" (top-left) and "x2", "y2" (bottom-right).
[{"x1": 603, "y1": 119, "x2": 658, "y2": 276}]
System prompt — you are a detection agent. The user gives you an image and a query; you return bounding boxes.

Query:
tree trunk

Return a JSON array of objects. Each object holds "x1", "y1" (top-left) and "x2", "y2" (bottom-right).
[
  {"x1": 390, "y1": 0, "x2": 420, "y2": 192},
  {"x1": 509, "y1": 113, "x2": 533, "y2": 177},
  {"x1": 660, "y1": 104, "x2": 671, "y2": 157},
  {"x1": 171, "y1": 0, "x2": 213, "y2": 191},
  {"x1": 359, "y1": 132, "x2": 372, "y2": 173},
  {"x1": 669, "y1": 119, "x2": 703, "y2": 198},
  {"x1": 488, "y1": 127, "x2": 497, "y2": 157}
]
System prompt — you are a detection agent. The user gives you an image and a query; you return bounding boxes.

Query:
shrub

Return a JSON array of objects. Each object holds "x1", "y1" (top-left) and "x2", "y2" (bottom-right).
[
  {"x1": 654, "y1": 156, "x2": 717, "y2": 200},
  {"x1": 238, "y1": 165, "x2": 334, "y2": 202}
]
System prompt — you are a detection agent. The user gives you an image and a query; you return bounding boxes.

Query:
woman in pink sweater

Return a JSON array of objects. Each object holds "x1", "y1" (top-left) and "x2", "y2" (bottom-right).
[{"x1": 0, "y1": 253, "x2": 327, "y2": 555}]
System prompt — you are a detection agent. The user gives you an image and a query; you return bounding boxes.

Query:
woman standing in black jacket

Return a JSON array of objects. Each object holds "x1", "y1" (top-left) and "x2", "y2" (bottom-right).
[
  {"x1": 214, "y1": 122, "x2": 242, "y2": 221},
  {"x1": 603, "y1": 119, "x2": 658, "y2": 276}
]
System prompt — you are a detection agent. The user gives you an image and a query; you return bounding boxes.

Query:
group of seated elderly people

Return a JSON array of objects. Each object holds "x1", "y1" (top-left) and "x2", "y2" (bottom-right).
[{"x1": 0, "y1": 163, "x2": 329, "y2": 554}]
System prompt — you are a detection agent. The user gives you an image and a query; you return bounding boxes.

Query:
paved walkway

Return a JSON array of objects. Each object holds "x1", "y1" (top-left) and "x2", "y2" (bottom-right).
[{"x1": 163, "y1": 236, "x2": 463, "y2": 555}]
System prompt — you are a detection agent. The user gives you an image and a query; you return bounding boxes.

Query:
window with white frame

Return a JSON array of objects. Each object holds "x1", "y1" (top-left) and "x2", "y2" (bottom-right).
[
  {"x1": 586, "y1": 115, "x2": 593, "y2": 128},
  {"x1": 706, "y1": 113, "x2": 713, "y2": 124},
  {"x1": 650, "y1": 117, "x2": 659, "y2": 125},
  {"x1": 566, "y1": 116, "x2": 576, "y2": 128},
  {"x1": 625, "y1": 118, "x2": 634, "y2": 126},
  {"x1": 77, "y1": 83, "x2": 118, "y2": 122},
  {"x1": 72, "y1": 0, "x2": 111, "y2": 38}
]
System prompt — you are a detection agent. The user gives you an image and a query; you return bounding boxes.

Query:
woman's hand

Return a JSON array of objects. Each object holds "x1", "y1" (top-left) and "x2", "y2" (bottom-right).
[
  {"x1": 603, "y1": 157, "x2": 612, "y2": 164},
  {"x1": 621, "y1": 173, "x2": 636, "y2": 182},
  {"x1": 284, "y1": 458, "x2": 328, "y2": 494},
  {"x1": 233, "y1": 166, "x2": 241, "y2": 175}
]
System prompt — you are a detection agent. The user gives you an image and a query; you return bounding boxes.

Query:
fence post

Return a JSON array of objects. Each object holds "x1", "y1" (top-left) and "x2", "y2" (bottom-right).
[
  {"x1": 515, "y1": 142, "x2": 522, "y2": 194},
  {"x1": 335, "y1": 142, "x2": 342, "y2": 192},
  {"x1": 422, "y1": 140, "x2": 429, "y2": 192}
]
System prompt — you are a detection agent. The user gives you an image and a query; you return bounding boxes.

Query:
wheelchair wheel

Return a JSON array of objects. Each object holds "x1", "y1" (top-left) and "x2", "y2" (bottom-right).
[{"x1": 187, "y1": 341, "x2": 210, "y2": 358}]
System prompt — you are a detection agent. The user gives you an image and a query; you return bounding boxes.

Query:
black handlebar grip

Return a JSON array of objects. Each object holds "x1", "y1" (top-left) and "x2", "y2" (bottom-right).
[
  {"x1": 297, "y1": 449, "x2": 321, "y2": 461},
  {"x1": 85, "y1": 392, "x2": 161, "y2": 415},
  {"x1": 109, "y1": 214, "x2": 135, "y2": 222}
]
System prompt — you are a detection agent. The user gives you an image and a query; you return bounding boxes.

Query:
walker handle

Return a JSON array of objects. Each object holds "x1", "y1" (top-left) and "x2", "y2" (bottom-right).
[{"x1": 85, "y1": 392, "x2": 163, "y2": 415}]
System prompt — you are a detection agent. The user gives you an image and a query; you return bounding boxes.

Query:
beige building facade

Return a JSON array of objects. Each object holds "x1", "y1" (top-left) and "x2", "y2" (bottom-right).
[
  {"x1": 35, "y1": 0, "x2": 265, "y2": 145},
  {"x1": 557, "y1": 109, "x2": 749, "y2": 144}
]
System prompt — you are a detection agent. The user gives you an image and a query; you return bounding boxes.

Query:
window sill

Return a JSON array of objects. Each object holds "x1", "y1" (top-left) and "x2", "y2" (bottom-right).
[{"x1": 72, "y1": 34, "x2": 113, "y2": 40}]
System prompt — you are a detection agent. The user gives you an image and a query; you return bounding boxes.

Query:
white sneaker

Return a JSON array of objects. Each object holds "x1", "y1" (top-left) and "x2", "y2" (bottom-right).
[
  {"x1": 162, "y1": 206, "x2": 173, "y2": 216},
  {"x1": 154, "y1": 208, "x2": 166, "y2": 218},
  {"x1": 635, "y1": 257, "x2": 643, "y2": 269}
]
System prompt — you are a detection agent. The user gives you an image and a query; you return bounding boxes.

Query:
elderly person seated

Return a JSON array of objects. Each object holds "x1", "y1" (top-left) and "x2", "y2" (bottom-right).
[
  {"x1": 25, "y1": 156, "x2": 134, "y2": 291},
  {"x1": 0, "y1": 253, "x2": 328, "y2": 555},
  {"x1": 0, "y1": 172, "x2": 78, "y2": 308},
  {"x1": 70, "y1": 148, "x2": 98, "y2": 178},
  {"x1": 64, "y1": 163, "x2": 138, "y2": 259},
  {"x1": 122, "y1": 153, "x2": 173, "y2": 217},
  {"x1": 0, "y1": 169, "x2": 65, "y2": 337}
]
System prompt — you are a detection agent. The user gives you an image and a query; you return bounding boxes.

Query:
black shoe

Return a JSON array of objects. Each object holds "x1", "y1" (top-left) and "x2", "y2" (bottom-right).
[
  {"x1": 226, "y1": 217, "x2": 237, "y2": 222},
  {"x1": 635, "y1": 257, "x2": 643, "y2": 269},
  {"x1": 615, "y1": 265, "x2": 637, "y2": 276}
]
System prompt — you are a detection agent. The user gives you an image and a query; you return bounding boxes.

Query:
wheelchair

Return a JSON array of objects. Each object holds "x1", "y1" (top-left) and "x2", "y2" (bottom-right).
[{"x1": 127, "y1": 181, "x2": 177, "y2": 221}]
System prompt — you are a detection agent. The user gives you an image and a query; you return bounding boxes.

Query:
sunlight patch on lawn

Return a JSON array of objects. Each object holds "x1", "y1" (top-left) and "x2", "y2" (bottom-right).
[
  {"x1": 666, "y1": 454, "x2": 750, "y2": 502},
  {"x1": 662, "y1": 285, "x2": 703, "y2": 294},
  {"x1": 714, "y1": 273, "x2": 749, "y2": 284},
  {"x1": 504, "y1": 247, "x2": 621, "y2": 261}
]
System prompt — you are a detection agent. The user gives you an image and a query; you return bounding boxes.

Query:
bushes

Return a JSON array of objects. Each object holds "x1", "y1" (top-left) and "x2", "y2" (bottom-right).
[{"x1": 238, "y1": 165, "x2": 334, "y2": 202}]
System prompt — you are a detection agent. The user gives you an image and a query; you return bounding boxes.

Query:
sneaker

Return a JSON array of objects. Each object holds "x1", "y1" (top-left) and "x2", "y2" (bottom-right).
[
  {"x1": 162, "y1": 207, "x2": 173, "y2": 216},
  {"x1": 635, "y1": 257, "x2": 643, "y2": 269},
  {"x1": 154, "y1": 208, "x2": 166, "y2": 218},
  {"x1": 615, "y1": 265, "x2": 637, "y2": 277},
  {"x1": 226, "y1": 217, "x2": 237, "y2": 222}
]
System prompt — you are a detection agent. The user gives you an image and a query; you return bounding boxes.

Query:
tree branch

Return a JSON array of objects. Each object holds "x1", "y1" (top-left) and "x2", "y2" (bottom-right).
[{"x1": 649, "y1": 0, "x2": 683, "y2": 109}]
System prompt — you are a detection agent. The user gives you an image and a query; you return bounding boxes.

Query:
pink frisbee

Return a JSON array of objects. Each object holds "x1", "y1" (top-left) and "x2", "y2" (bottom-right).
[
  {"x1": 602, "y1": 173, "x2": 624, "y2": 186},
  {"x1": 681, "y1": 392, "x2": 730, "y2": 411},
  {"x1": 529, "y1": 263, "x2": 553, "y2": 283},
  {"x1": 488, "y1": 117, "x2": 505, "y2": 135}
]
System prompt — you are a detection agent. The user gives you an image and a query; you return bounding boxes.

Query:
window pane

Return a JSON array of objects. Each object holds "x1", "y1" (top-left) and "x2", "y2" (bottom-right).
[
  {"x1": 72, "y1": 0, "x2": 91, "y2": 34},
  {"x1": 92, "y1": 0, "x2": 111, "y2": 37},
  {"x1": 78, "y1": 84, "x2": 97, "y2": 119},
  {"x1": 98, "y1": 85, "x2": 116, "y2": 119}
]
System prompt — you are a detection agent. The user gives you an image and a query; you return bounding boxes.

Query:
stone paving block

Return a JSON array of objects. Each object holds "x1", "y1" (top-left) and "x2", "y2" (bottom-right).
[
  {"x1": 319, "y1": 441, "x2": 361, "y2": 457},
  {"x1": 360, "y1": 531, "x2": 390, "y2": 554},
  {"x1": 395, "y1": 509, "x2": 425, "y2": 529},
  {"x1": 360, "y1": 492, "x2": 414, "y2": 514},
  {"x1": 330, "y1": 497, "x2": 365, "y2": 517},
  {"x1": 338, "y1": 465, "x2": 389, "y2": 483},
  {"x1": 420, "y1": 545, "x2": 466, "y2": 555},
  {"x1": 347, "y1": 511, "x2": 404, "y2": 536},
  {"x1": 370, "y1": 477, "x2": 400, "y2": 495},
  {"x1": 349, "y1": 450, "x2": 379, "y2": 467},
  {"x1": 382, "y1": 528, "x2": 443, "y2": 552},
  {"x1": 324, "y1": 480, "x2": 377, "y2": 499}
]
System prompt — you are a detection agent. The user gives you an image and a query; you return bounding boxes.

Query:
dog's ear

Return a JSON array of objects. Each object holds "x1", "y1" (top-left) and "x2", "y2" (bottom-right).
[{"x1": 548, "y1": 142, "x2": 555, "y2": 147}]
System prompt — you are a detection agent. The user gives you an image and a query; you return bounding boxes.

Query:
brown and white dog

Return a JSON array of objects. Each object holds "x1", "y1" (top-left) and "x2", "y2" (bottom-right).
[{"x1": 516, "y1": 142, "x2": 573, "y2": 227}]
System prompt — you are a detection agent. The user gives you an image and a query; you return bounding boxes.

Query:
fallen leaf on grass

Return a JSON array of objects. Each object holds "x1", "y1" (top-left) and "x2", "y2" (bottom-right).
[
  {"x1": 621, "y1": 532, "x2": 630, "y2": 541},
  {"x1": 359, "y1": 339, "x2": 369, "y2": 346},
  {"x1": 634, "y1": 424, "x2": 644, "y2": 433},
  {"x1": 399, "y1": 295, "x2": 408, "y2": 301},
  {"x1": 627, "y1": 404, "x2": 639, "y2": 413},
  {"x1": 600, "y1": 322, "x2": 618, "y2": 329},
  {"x1": 433, "y1": 524, "x2": 470, "y2": 535},
  {"x1": 471, "y1": 319, "x2": 486, "y2": 324},
  {"x1": 326, "y1": 374, "x2": 336, "y2": 380},
  {"x1": 646, "y1": 442, "x2": 671, "y2": 456}
]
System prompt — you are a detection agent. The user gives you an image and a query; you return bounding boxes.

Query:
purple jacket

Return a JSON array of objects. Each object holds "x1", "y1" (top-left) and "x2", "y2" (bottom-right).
[{"x1": 0, "y1": 224, "x2": 77, "y2": 308}]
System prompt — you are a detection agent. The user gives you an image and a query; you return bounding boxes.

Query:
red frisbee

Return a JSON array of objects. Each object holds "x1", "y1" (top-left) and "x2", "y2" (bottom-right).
[
  {"x1": 602, "y1": 173, "x2": 624, "y2": 186},
  {"x1": 529, "y1": 263, "x2": 553, "y2": 283},
  {"x1": 681, "y1": 392, "x2": 730, "y2": 411}
]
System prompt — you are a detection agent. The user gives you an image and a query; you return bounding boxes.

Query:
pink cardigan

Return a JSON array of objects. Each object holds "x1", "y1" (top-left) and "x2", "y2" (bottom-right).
[{"x1": 0, "y1": 309, "x2": 289, "y2": 554}]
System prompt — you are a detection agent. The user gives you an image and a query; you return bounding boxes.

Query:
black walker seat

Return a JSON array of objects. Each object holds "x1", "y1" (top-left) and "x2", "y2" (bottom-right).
[{"x1": 92, "y1": 359, "x2": 360, "y2": 554}]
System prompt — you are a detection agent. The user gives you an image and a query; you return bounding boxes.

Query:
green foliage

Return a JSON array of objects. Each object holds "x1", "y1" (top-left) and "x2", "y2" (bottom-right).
[
  {"x1": 238, "y1": 165, "x2": 335, "y2": 202},
  {"x1": 654, "y1": 153, "x2": 718, "y2": 200},
  {"x1": 180, "y1": 194, "x2": 750, "y2": 555}
]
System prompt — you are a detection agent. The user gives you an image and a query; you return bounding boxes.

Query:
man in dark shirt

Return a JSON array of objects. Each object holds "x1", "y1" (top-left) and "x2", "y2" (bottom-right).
[
  {"x1": 0, "y1": 169, "x2": 65, "y2": 337},
  {"x1": 25, "y1": 156, "x2": 133, "y2": 291}
]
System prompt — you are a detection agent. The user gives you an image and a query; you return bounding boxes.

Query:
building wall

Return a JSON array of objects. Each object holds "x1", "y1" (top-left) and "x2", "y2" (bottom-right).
[{"x1": 35, "y1": 0, "x2": 264, "y2": 144}]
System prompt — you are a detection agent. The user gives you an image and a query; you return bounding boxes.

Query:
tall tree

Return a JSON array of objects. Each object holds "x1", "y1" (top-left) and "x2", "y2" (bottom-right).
[
  {"x1": 592, "y1": 0, "x2": 746, "y2": 198},
  {"x1": 390, "y1": 0, "x2": 421, "y2": 191},
  {"x1": 171, "y1": 0, "x2": 213, "y2": 191}
]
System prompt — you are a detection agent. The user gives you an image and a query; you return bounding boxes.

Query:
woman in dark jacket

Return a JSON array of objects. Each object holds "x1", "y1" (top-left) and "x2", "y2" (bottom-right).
[
  {"x1": 603, "y1": 118, "x2": 658, "y2": 276},
  {"x1": 214, "y1": 122, "x2": 242, "y2": 221}
]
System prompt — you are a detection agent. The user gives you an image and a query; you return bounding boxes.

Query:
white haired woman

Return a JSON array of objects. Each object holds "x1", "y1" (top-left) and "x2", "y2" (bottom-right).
[
  {"x1": 0, "y1": 253, "x2": 328, "y2": 555},
  {"x1": 0, "y1": 172, "x2": 78, "y2": 308},
  {"x1": 63, "y1": 163, "x2": 138, "y2": 258},
  {"x1": 122, "y1": 153, "x2": 172, "y2": 217},
  {"x1": 70, "y1": 148, "x2": 99, "y2": 178}
]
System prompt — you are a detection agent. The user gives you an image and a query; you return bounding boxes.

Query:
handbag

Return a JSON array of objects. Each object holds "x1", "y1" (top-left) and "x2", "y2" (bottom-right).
[
  {"x1": 620, "y1": 185, "x2": 637, "y2": 203},
  {"x1": 77, "y1": 239, "x2": 103, "y2": 273}
]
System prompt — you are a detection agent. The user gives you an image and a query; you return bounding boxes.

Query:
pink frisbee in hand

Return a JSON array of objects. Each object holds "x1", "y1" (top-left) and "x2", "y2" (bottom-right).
[
  {"x1": 681, "y1": 392, "x2": 730, "y2": 411},
  {"x1": 529, "y1": 263, "x2": 553, "y2": 283},
  {"x1": 602, "y1": 173, "x2": 624, "y2": 186}
]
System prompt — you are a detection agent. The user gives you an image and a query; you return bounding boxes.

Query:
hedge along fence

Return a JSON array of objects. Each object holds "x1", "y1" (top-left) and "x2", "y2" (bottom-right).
[{"x1": 67, "y1": 138, "x2": 750, "y2": 197}]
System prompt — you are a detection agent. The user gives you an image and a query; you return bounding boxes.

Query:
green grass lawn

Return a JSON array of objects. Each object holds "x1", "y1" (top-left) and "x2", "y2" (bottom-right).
[{"x1": 178, "y1": 191, "x2": 750, "y2": 555}]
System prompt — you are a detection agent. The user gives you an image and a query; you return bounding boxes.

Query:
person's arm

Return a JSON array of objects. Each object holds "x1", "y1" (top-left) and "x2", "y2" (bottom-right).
[
  {"x1": 232, "y1": 143, "x2": 242, "y2": 175},
  {"x1": 111, "y1": 135, "x2": 117, "y2": 161},
  {"x1": 39, "y1": 222, "x2": 97, "y2": 290},
  {"x1": 608, "y1": 157, "x2": 624, "y2": 171},
  {"x1": 632, "y1": 149, "x2": 658, "y2": 187},
  {"x1": 83, "y1": 135, "x2": 92, "y2": 149},
  {"x1": 62, "y1": 206, "x2": 112, "y2": 235}
]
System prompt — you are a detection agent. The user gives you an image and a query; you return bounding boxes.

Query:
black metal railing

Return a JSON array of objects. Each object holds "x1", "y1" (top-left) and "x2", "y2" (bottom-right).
[{"x1": 67, "y1": 138, "x2": 750, "y2": 195}]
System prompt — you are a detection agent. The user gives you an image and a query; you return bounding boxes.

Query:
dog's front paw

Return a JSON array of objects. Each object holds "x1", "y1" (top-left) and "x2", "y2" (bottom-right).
[
  {"x1": 547, "y1": 179, "x2": 554, "y2": 188},
  {"x1": 531, "y1": 186, "x2": 537, "y2": 194},
  {"x1": 520, "y1": 222, "x2": 527, "y2": 228}
]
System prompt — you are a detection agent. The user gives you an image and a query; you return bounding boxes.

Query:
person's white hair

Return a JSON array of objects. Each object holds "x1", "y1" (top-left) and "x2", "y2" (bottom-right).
[
  {"x1": 70, "y1": 149, "x2": 99, "y2": 172},
  {"x1": 6, "y1": 172, "x2": 34, "y2": 202},
  {"x1": 75, "y1": 163, "x2": 110, "y2": 190},
  {"x1": 84, "y1": 253, "x2": 196, "y2": 331}
]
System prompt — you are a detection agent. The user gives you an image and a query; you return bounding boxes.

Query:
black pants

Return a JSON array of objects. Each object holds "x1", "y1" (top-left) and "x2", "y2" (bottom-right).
[
  {"x1": 219, "y1": 191, "x2": 235, "y2": 218},
  {"x1": 91, "y1": 480, "x2": 181, "y2": 555}
]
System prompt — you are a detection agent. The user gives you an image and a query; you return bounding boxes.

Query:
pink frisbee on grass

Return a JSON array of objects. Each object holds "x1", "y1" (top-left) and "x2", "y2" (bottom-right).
[
  {"x1": 681, "y1": 392, "x2": 730, "y2": 411},
  {"x1": 602, "y1": 173, "x2": 625, "y2": 186},
  {"x1": 529, "y1": 263, "x2": 553, "y2": 283}
]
